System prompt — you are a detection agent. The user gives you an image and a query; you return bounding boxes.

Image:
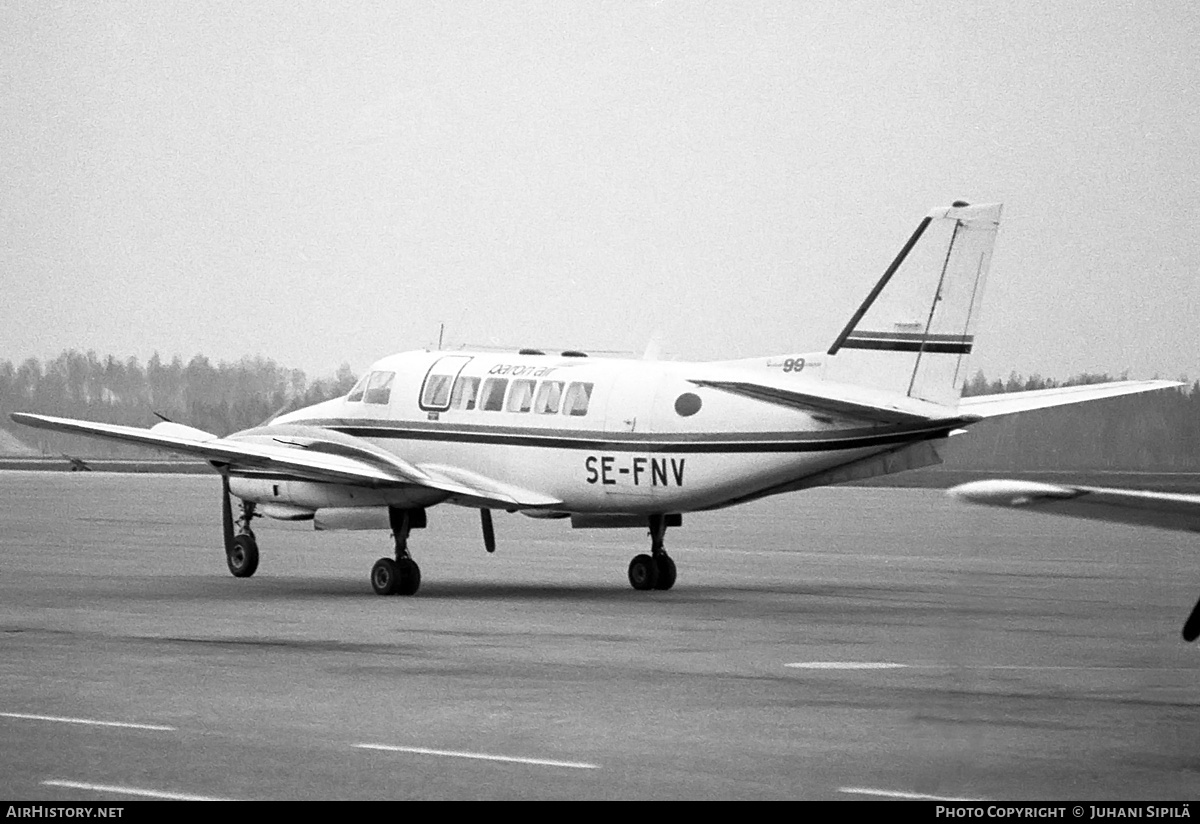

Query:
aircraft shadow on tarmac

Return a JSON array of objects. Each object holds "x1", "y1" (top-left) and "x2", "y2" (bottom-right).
[{"x1": 151, "y1": 576, "x2": 922, "y2": 610}]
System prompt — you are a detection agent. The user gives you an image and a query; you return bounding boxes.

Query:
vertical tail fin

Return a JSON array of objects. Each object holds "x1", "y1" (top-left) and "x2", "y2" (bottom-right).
[{"x1": 825, "y1": 201, "x2": 1002, "y2": 408}]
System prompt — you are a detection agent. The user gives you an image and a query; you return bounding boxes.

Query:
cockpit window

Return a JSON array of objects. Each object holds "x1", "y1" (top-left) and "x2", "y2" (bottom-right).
[
  {"x1": 420, "y1": 356, "x2": 472, "y2": 411},
  {"x1": 507, "y1": 379, "x2": 536, "y2": 413},
  {"x1": 563, "y1": 382, "x2": 594, "y2": 416},
  {"x1": 450, "y1": 376, "x2": 480, "y2": 410},
  {"x1": 534, "y1": 381, "x2": 563, "y2": 414},
  {"x1": 347, "y1": 374, "x2": 369, "y2": 403},
  {"x1": 363, "y1": 371, "x2": 395, "y2": 405},
  {"x1": 480, "y1": 378, "x2": 508, "y2": 411}
]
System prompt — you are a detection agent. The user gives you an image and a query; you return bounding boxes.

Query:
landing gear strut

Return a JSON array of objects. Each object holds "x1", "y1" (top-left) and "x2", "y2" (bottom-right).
[
  {"x1": 371, "y1": 507, "x2": 424, "y2": 596},
  {"x1": 628, "y1": 514, "x2": 678, "y2": 591},
  {"x1": 222, "y1": 475, "x2": 259, "y2": 578}
]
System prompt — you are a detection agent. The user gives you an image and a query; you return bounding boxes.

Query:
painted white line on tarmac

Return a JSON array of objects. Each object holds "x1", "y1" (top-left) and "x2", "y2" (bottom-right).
[
  {"x1": 787, "y1": 663, "x2": 1195, "y2": 672},
  {"x1": 967, "y1": 665, "x2": 1179, "y2": 671},
  {"x1": 355, "y1": 743, "x2": 600, "y2": 770},
  {"x1": 42, "y1": 780, "x2": 231, "y2": 801},
  {"x1": 1, "y1": 711, "x2": 175, "y2": 731},
  {"x1": 839, "y1": 786, "x2": 985, "y2": 801},
  {"x1": 785, "y1": 662, "x2": 909, "y2": 670}
]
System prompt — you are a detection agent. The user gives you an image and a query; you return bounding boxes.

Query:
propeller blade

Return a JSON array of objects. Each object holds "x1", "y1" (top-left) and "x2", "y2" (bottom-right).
[
  {"x1": 1183, "y1": 594, "x2": 1200, "y2": 642},
  {"x1": 481, "y1": 508, "x2": 495, "y2": 553}
]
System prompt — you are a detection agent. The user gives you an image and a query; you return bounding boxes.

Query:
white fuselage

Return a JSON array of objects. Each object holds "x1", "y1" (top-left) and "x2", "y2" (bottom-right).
[{"x1": 226, "y1": 349, "x2": 950, "y2": 516}]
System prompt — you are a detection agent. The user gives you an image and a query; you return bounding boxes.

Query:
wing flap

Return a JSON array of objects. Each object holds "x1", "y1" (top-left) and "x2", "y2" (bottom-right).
[
  {"x1": 948, "y1": 479, "x2": 1200, "y2": 533},
  {"x1": 417, "y1": 463, "x2": 563, "y2": 508}
]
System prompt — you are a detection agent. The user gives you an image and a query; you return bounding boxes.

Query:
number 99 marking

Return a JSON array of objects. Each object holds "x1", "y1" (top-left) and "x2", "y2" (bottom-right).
[{"x1": 781, "y1": 357, "x2": 806, "y2": 373}]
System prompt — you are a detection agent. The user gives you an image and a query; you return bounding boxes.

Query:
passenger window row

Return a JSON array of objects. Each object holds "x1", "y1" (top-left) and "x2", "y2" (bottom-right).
[
  {"x1": 451, "y1": 376, "x2": 593, "y2": 416},
  {"x1": 352, "y1": 358, "x2": 595, "y2": 417}
]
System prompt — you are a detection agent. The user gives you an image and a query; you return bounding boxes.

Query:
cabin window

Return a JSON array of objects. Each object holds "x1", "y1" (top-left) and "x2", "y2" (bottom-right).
[
  {"x1": 507, "y1": 379, "x2": 536, "y2": 413},
  {"x1": 563, "y1": 382, "x2": 594, "y2": 416},
  {"x1": 347, "y1": 374, "x2": 369, "y2": 403},
  {"x1": 422, "y1": 375, "x2": 453, "y2": 409},
  {"x1": 480, "y1": 378, "x2": 508, "y2": 411},
  {"x1": 420, "y1": 356, "x2": 472, "y2": 411},
  {"x1": 450, "y1": 376, "x2": 480, "y2": 410},
  {"x1": 534, "y1": 381, "x2": 563, "y2": 414},
  {"x1": 363, "y1": 371, "x2": 395, "y2": 405}
]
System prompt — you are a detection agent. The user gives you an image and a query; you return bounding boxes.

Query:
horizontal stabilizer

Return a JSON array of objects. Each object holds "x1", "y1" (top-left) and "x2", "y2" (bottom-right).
[
  {"x1": 948, "y1": 480, "x2": 1200, "y2": 533},
  {"x1": 959, "y1": 380, "x2": 1182, "y2": 418},
  {"x1": 689, "y1": 378, "x2": 974, "y2": 426}
]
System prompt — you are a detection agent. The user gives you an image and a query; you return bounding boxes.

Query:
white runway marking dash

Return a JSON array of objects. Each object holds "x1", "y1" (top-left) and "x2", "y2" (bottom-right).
[
  {"x1": 785, "y1": 662, "x2": 909, "y2": 670},
  {"x1": 839, "y1": 786, "x2": 985, "y2": 801},
  {"x1": 42, "y1": 780, "x2": 230, "y2": 801},
  {"x1": 1, "y1": 711, "x2": 175, "y2": 731},
  {"x1": 355, "y1": 743, "x2": 599, "y2": 770}
]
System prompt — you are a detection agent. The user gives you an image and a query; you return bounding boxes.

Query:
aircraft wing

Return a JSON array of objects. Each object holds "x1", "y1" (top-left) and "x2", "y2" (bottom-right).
[
  {"x1": 9, "y1": 412, "x2": 560, "y2": 508},
  {"x1": 948, "y1": 479, "x2": 1200, "y2": 533},
  {"x1": 958, "y1": 380, "x2": 1182, "y2": 419}
]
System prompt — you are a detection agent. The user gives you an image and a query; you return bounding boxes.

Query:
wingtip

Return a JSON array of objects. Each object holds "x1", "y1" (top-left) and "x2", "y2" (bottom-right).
[{"x1": 947, "y1": 479, "x2": 1079, "y2": 506}]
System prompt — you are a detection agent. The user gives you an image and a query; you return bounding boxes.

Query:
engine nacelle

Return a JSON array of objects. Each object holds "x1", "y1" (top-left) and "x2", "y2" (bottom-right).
[
  {"x1": 313, "y1": 507, "x2": 393, "y2": 531},
  {"x1": 227, "y1": 477, "x2": 444, "y2": 510}
]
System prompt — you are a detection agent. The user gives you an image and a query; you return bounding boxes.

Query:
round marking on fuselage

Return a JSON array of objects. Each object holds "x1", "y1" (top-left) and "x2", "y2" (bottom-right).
[{"x1": 674, "y1": 392, "x2": 702, "y2": 417}]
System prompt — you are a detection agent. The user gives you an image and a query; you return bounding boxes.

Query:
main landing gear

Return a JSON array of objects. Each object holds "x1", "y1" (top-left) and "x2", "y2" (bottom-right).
[
  {"x1": 221, "y1": 475, "x2": 259, "y2": 578},
  {"x1": 628, "y1": 514, "x2": 679, "y2": 592},
  {"x1": 371, "y1": 507, "x2": 425, "y2": 596}
]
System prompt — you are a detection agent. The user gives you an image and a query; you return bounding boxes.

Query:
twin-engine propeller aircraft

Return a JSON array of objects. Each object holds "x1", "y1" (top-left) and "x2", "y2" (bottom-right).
[
  {"x1": 11, "y1": 202, "x2": 1180, "y2": 597},
  {"x1": 949, "y1": 479, "x2": 1200, "y2": 640}
]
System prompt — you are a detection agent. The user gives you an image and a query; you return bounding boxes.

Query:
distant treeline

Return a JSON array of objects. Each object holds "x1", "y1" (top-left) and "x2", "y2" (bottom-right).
[
  {"x1": 0, "y1": 351, "x2": 357, "y2": 456},
  {"x1": 952, "y1": 372, "x2": 1199, "y2": 470},
  {"x1": 0, "y1": 351, "x2": 1195, "y2": 468}
]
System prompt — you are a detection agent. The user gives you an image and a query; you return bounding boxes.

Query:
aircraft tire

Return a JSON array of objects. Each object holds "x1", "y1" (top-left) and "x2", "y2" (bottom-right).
[
  {"x1": 371, "y1": 557, "x2": 399, "y2": 596},
  {"x1": 628, "y1": 554, "x2": 660, "y2": 591},
  {"x1": 227, "y1": 534, "x2": 259, "y2": 578},
  {"x1": 653, "y1": 556, "x2": 676, "y2": 591},
  {"x1": 396, "y1": 558, "x2": 421, "y2": 596}
]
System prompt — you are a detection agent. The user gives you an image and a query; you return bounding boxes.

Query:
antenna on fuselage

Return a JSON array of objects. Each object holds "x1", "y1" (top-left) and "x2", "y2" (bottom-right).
[
  {"x1": 642, "y1": 330, "x2": 665, "y2": 361},
  {"x1": 437, "y1": 322, "x2": 445, "y2": 351}
]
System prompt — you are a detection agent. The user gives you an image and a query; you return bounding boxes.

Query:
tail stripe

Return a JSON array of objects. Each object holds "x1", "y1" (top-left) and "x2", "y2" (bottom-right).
[
  {"x1": 845, "y1": 331, "x2": 974, "y2": 343},
  {"x1": 841, "y1": 338, "x2": 972, "y2": 355}
]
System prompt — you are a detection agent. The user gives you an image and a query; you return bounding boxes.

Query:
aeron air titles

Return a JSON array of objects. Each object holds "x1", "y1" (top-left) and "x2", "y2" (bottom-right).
[{"x1": 12, "y1": 202, "x2": 1179, "y2": 596}]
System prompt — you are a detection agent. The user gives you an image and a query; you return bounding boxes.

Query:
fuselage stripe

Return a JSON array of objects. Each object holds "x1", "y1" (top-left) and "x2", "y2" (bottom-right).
[{"x1": 264, "y1": 421, "x2": 956, "y2": 454}]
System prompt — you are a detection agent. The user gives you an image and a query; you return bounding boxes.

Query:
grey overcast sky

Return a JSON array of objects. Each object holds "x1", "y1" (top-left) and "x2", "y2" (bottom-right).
[{"x1": 2, "y1": 1, "x2": 1198, "y2": 382}]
